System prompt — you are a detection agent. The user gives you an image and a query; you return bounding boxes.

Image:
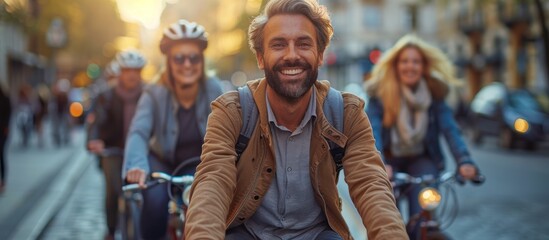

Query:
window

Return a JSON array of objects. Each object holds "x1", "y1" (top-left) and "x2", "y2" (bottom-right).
[
  {"x1": 402, "y1": 4, "x2": 417, "y2": 32},
  {"x1": 363, "y1": 4, "x2": 381, "y2": 30}
]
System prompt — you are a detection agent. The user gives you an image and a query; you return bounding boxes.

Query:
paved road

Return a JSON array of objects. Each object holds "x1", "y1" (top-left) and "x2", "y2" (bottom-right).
[
  {"x1": 39, "y1": 138, "x2": 549, "y2": 239},
  {"x1": 39, "y1": 161, "x2": 106, "y2": 240},
  {"x1": 445, "y1": 139, "x2": 549, "y2": 240},
  {"x1": 0, "y1": 120, "x2": 88, "y2": 240},
  {"x1": 338, "y1": 137, "x2": 549, "y2": 239}
]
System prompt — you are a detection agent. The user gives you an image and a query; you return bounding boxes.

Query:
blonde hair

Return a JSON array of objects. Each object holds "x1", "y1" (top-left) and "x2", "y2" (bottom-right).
[
  {"x1": 248, "y1": 0, "x2": 333, "y2": 54},
  {"x1": 366, "y1": 34, "x2": 459, "y2": 127}
]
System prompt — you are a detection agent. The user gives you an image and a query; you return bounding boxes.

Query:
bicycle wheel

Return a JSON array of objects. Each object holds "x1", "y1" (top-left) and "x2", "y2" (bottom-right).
[
  {"x1": 118, "y1": 196, "x2": 129, "y2": 240},
  {"x1": 128, "y1": 195, "x2": 142, "y2": 240},
  {"x1": 120, "y1": 193, "x2": 142, "y2": 240}
]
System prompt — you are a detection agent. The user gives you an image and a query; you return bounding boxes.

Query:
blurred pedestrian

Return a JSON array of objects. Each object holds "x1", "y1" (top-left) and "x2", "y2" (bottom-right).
[
  {"x1": 15, "y1": 83, "x2": 36, "y2": 147},
  {"x1": 0, "y1": 84, "x2": 11, "y2": 192},
  {"x1": 87, "y1": 50, "x2": 147, "y2": 240},
  {"x1": 34, "y1": 84, "x2": 49, "y2": 148},
  {"x1": 183, "y1": 0, "x2": 407, "y2": 239},
  {"x1": 364, "y1": 34, "x2": 480, "y2": 240},
  {"x1": 123, "y1": 19, "x2": 223, "y2": 239},
  {"x1": 50, "y1": 78, "x2": 71, "y2": 146}
]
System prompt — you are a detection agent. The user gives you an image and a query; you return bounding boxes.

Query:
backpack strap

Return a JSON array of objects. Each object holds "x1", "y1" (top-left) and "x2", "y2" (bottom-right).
[
  {"x1": 236, "y1": 85, "x2": 258, "y2": 161},
  {"x1": 324, "y1": 87, "x2": 345, "y2": 175}
]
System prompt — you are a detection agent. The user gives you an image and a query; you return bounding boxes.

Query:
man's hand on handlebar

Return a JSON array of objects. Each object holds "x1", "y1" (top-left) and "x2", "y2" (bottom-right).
[
  {"x1": 87, "y1": 140, "x2": 105, "y2": 154},
  {"x1": 126, "y1": 168, "x2": 147, "y2": 189}
]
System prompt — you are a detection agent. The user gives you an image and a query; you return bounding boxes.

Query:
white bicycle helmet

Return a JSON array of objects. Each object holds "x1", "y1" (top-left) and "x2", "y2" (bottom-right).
[
  {"x1": 116, "y1": 50, "x2": 147, "y2": 69},
  {"x1": 160, "y1": 19, "x2": 208, "y2": 54},
  {"x1": 104, "y1": 60, "x2": 120, "y2": 77}
]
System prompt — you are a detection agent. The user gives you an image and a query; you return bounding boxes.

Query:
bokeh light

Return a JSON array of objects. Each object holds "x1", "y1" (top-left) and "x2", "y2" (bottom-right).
[
  {"x1": 70, "y1": 102, "x2": 84, "y2": 118},
  {"x1": 114, "y1": 0, "x2": 168, "y2": 29}
]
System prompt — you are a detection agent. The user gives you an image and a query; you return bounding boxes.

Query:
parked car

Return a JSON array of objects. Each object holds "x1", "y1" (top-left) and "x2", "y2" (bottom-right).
[{"x1": 469, "y1": 82, "x2": 549, "y2": 150}]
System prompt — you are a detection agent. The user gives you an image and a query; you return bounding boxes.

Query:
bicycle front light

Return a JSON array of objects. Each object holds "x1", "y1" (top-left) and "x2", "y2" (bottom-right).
[
  {"x1": 182, "y1": 186, "x2": 192, "y2": 206},
  {"x1": 514, "y1": 118, "x2": 529, "y2": 134},
  {"x1": 418, "y1": 187, "x2": 441, "y2": 211}
]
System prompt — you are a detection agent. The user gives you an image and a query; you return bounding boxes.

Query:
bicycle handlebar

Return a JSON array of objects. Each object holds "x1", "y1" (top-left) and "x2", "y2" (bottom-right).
[
  {"x1": 122, "y1": 172, "x2": 194, "y2": 192},
  {"x1": 455, "y1": 173, "x2": 485, "y2": 185},
  {"x1": 122, "y1": 180, "x2": 160, "y2": 192},
  {"x1": 392, "y1": 172, "x2": 485, "y2": 187},
  {"x1": 150, "y1": 172, "x2": 194, "y2": 185},
  {"x1": 95, "y1": 147, "x2": 124, "y2": 158}
]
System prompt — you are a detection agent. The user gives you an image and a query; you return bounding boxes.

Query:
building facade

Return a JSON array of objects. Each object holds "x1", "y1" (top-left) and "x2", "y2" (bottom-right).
[{"x1": 321, "y1": 0, "x2": 548, "y2": 101}]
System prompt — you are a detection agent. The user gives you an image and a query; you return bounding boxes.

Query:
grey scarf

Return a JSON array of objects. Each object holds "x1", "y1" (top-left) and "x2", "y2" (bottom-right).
[{"x1": 390, "y1": 79, "x2": 432, "y2": 157}]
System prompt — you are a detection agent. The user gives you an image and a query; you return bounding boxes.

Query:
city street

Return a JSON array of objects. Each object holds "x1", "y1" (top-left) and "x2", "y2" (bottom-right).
[
  {"x1": 36, "y1": 134, "x2": 549, "y2": 239},
  {"x1": 2, "y1": 0, "x2": 549, "y2": 240},
  {"x1": 446, "y1": 138, "x2": 549, "y2": 240},
  {"x1": 340, "y1": 137, "x2": 549, "y2": 239},
  {"x1": 0, "y1": 120, "x2": 90, "y2": 240}
]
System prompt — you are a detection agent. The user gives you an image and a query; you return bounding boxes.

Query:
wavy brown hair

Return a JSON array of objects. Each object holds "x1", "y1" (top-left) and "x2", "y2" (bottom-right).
[
  {"x1": 365, "y1": 34, "x2": 460, "y2": 127},
  {"x1": 248, "y1": 0, "x2": 333, "y2": 55}
]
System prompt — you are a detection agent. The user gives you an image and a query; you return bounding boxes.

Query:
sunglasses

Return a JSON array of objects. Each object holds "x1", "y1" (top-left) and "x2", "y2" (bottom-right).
[{"x1": 172, "y1": 54, "x2": 203, "y2": 65}]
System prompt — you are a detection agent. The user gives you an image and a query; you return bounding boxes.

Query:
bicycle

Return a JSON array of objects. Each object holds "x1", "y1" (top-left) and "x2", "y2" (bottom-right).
[
  {"x1": 392, "y1": 171, "x2": 485, "y2": 240},
  {"x1": 93, "y1": 147, "x2": 137, "y2": 240},
  {"x1": 122, "y1": 156, "x2": 199, "y2": 240}
]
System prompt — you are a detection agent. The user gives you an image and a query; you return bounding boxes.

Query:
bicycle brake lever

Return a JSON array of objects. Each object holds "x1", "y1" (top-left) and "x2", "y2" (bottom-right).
[
  {"x1": 471, "y1": 174, "x2": 485, "y2": 185},
  {"x1": 455, "y1": 174, "x2": 466, "y2": 186},
  {"x1": 145, "y1": 179, "x2": 161, "y2": 188}
]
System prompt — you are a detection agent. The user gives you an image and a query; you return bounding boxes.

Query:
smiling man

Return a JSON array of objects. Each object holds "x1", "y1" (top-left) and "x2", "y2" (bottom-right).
[{"x1": 184, "y1": 0, "x2": 407, "y2": 239}]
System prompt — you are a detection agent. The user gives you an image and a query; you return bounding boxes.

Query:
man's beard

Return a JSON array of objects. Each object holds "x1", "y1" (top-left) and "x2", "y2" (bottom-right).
[{"x1": 264, "y1": 59, "x2": 318, "y2": 102}]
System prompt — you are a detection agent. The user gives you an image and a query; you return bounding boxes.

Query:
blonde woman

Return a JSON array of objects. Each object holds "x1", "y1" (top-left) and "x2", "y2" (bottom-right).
[{"x1": 365, "y1": 34, "x2": 480, "y2": 239}]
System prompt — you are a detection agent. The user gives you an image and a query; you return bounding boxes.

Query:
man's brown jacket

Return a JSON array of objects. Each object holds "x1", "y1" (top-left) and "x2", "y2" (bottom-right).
[{"x1": 185, "y1": 79, "x2": 408, "y2": 239}]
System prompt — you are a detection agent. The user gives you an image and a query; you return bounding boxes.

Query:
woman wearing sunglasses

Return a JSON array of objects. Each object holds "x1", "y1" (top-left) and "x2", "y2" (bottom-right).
[{"x1": 123, "y1": 19, "x2": 223, "y2": 239}]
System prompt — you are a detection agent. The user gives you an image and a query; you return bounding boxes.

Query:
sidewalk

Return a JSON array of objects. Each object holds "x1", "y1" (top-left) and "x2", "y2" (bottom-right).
[{"x1": 0, "y1": 122, "x2": 92, "y2": 240}]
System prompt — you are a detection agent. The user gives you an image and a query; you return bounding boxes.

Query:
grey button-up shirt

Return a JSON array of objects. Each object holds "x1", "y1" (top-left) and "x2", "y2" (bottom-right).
[{"x1": 241, "y1": 88, "x2": 329, "y2": 239}]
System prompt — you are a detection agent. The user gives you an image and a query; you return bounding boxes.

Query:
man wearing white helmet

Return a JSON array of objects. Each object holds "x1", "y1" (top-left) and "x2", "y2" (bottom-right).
[
  {"x1": 123, "y1": 19, "x2": 223, "y2": 239},
  {"x1": 87, "y1": 49, "x2": 146, "y2": 240}
]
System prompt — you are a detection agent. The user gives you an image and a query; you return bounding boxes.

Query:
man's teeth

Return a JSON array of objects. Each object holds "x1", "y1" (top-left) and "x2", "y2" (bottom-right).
[{"x1": 281, "y1": 69, "x2": 304, "y2": 75}]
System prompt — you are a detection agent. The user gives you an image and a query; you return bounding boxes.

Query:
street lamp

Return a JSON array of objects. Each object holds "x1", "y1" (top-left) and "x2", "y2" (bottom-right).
[
  {"x1": 46, "y1": 18, "x2": 67, "y2": 84},
  {"x1": 46, "y1": 18, "x2": 67, "y2": 49}
]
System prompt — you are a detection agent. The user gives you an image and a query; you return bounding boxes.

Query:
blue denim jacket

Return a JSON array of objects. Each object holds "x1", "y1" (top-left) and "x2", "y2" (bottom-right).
[
  {"x1": 366, "y1": 97, "x2": 474, "y2": 170},
  {"x1": 123, "y1": 77, "x2": 223, "y2": 177}
]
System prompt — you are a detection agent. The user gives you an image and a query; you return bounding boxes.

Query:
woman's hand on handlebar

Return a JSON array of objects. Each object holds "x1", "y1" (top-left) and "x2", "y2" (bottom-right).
[
  {"x1": 457, "y1": 163, "x2": 485, "y2": 185},
  {"x1": 126, "y1": 168, "x2": 147, "y2": 189},
  {"x1": 458, "y1": 163, "x2": 477, "y2": 180}
]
